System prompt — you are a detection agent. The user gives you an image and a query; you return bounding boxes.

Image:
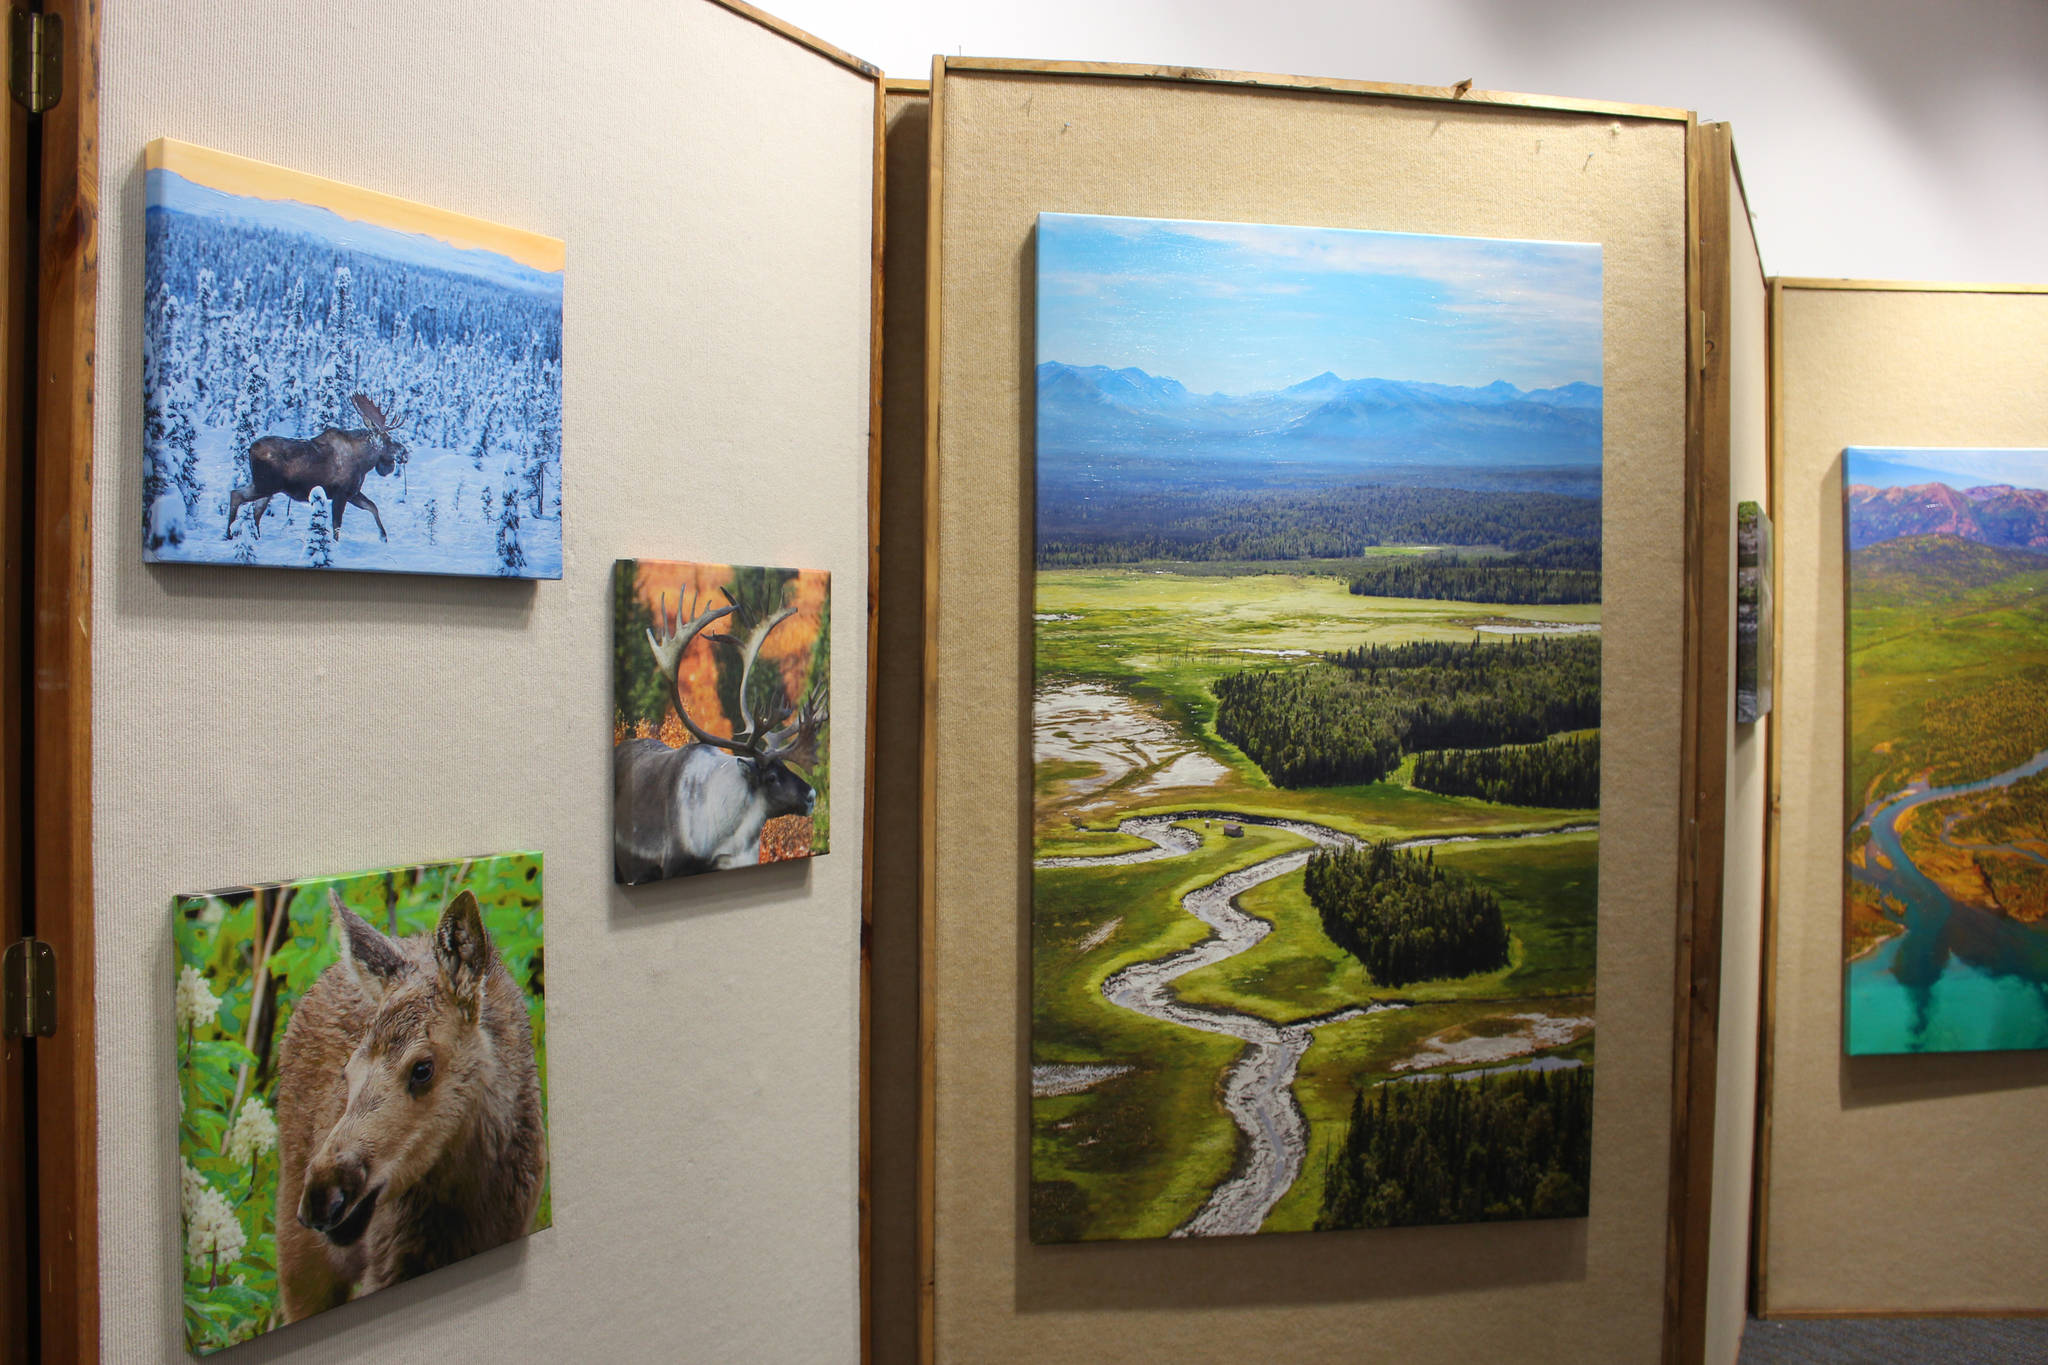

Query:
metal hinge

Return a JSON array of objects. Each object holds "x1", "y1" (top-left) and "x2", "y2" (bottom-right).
[
  {"x1": 9, "y1": 7, "x2": 60, "y2": 115},
  {"x1": 3, "y1": 937, "x2": 55, "y2": 1038}
]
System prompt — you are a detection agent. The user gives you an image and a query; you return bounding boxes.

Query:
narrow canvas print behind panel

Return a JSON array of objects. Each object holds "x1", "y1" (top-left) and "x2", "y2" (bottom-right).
[{"x1": 1029, "y1": 213, "x2": 1602, "y2": 1243}]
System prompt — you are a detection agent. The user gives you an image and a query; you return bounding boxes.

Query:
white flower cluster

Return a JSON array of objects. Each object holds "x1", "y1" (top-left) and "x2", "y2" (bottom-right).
[
  {"x1": 175, "y1": 964, "x2": 220, "y2": 1034},
  {"x1": 225, "y1": 1096, "x2": 279, "y2": 1165},
  {"x1": 180, "y1": 1158, "x2": 246, "y2": 1266}
]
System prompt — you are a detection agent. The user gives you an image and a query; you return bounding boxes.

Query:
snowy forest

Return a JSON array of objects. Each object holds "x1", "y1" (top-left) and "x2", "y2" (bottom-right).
[{"x1": 141, "y1": 172, "x2": 564, "y2": 577}]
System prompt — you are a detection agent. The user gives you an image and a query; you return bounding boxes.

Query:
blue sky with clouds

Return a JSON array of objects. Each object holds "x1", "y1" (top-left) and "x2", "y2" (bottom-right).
[
  {"x1": 1846, "y1": 446, "x2": 2048, "y2": 492},
  {"x1": 1035, "y1": 212, "x2": 1602, "y2": 395}
]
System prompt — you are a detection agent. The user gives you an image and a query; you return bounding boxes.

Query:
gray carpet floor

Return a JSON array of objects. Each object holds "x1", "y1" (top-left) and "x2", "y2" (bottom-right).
[{"x1": 1741, "y1": 1317, "x2": 2048, "y2": 1363}]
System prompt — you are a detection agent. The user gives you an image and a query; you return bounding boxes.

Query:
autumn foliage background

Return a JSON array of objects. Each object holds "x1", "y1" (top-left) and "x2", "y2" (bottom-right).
[{"x1": 611, "y1": 559, "x2": 831, "y2": 858}]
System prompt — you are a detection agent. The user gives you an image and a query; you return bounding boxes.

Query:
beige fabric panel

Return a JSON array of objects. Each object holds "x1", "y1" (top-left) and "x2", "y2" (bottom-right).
[
  {"x1": 869, "y1": 86, "x2": 932, "y2": 1365},
  {"x1": 1706, "y1": 160, "x2": 1769, "y2": 1365},
  {"x1": 930, "y1": 69, "x2": 1689, "y2": 1364},
  {"x1": 1765, "y1": 286, "x2": 2048, "y2": 1314},
  {"x1": 94, "y1": 1, "x2": 875, "y2": 1360}
]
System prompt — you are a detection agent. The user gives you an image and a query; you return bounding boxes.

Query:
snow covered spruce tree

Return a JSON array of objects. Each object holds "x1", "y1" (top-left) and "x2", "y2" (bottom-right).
[
  {"x1": 494, "y1": 467, "x2": 525, "y2": 575},
  {"x1": 314, "y1": 263, "x2": 355, "y2": 430},
  {"x1": 304, "y1": 490, "x2": 335, "y2": 569}
]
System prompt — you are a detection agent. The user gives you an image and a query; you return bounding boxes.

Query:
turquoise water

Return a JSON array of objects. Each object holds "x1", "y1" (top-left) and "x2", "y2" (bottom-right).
[{"x1": 1846, "y1": 749, "x2": 2048, "y2": 1055}]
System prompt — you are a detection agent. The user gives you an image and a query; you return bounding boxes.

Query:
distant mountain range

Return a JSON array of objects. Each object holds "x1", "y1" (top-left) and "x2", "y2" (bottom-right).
[
  {"x1": 147, "y1": 169, "x2": 563, "y2": 297},
  {"x1": 1846, "y1": 482, "x2": 2048, "y2": 552},
  {"x1": 1036, "y1": 362, "x2": 1602, "y2": 469}
]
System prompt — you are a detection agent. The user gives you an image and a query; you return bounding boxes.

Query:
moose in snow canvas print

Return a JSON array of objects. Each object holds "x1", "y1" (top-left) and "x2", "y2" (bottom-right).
[
  {"x1": 141, "y1": 138, "x2": 564, "y2": 578},
  {"x1": 612, "y1": 559, "x2": 831, "y2": 884},
  {"x1": 174, "y1": 853, "x2": 550, "y2": 1353}
]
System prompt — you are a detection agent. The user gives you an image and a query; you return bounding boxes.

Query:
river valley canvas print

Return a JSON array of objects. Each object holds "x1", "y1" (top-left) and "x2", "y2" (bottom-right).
[
  {"x1": 1030, "y1": 213, "x2": 1601, "y2": 1243},
  {"x1": 175, "y1": 854, "x2": 550, "y2": 1353},
  {"x1": 1844, "y1": 446, "x2": 2048, "y2": 1055},
  {"x1": 142, "y1": 138, "x2": 564, "y2": 577},
  {"x1": 612, "y1": 559, "x2": 830, "y2": 883}
]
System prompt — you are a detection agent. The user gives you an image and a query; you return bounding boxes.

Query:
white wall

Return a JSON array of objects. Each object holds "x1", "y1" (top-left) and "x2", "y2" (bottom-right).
[
  {"x1": 779, "y1": 0, "x2": 2048, "y2": 284},
  {"x1": 95, "y1": 2, "x2": 873, "y2": 1361}
]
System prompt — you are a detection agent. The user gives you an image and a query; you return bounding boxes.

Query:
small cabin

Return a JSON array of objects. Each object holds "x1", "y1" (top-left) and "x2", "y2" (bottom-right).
[{"x1": 1222, "y1": 823, "x2": 1244, "y2": 838}]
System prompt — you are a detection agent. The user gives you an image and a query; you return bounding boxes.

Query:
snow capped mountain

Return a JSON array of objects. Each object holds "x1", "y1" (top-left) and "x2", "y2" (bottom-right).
[{"x1": 1035, "y1": 362, "x2": 1603, "y2": 468}]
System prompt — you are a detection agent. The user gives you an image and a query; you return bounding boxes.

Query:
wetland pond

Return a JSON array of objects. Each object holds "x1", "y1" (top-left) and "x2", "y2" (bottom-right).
[{"x1": 1847, "y1": 747, "x2": 2048, "y2": 1053}]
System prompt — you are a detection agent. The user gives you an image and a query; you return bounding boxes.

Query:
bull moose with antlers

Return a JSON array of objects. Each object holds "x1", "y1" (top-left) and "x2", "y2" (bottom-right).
[
  {"x1": 227, "y1": 393, "x2": 407, "y2": 542},
  {"x1": 613, "y1": 580, "x2": 828, "y2": 884}
]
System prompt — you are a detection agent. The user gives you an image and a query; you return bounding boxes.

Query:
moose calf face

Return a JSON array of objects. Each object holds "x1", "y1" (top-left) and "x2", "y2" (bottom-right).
[{"x1": 297, "y1": 891, "x2": 498, "y2": 1246}]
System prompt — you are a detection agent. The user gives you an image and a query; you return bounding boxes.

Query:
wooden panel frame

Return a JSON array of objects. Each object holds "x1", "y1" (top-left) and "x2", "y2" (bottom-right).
[
  {"x1": 915, "y1": 53, "x2": 1729, "y2": 1365},
  {"x1": 1752, "y1": 275, "x2": 2048, "y2": 1321},
  {"x1": 31, "y1": 0, "x2": 101, "y2": 1360}
]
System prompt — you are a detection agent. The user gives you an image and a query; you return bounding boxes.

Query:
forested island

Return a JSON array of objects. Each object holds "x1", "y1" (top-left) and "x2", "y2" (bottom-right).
[
  {"x1": 1212, "y1": 637, "x2": 1601, "y2": 788},
  {"x1": 1413, "y1": 733, "x2": 1600, "y2": 809},
  {"x1": 1306, "y1": 841, "x2": 1511, "y2": 987}
]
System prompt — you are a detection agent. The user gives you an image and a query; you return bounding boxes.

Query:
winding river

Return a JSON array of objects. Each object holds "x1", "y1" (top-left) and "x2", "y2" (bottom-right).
[
  {"x1": 1847, "y1": 747, "x2": 2048, "y2": 1053},
  {"x1": 1037, "y1": 810, "x2": 1593, "y2": 1237}
]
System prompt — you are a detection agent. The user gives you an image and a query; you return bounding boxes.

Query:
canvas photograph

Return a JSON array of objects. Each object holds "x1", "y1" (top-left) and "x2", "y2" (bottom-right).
[
  {"x1": 175, "y1": 853, "x2": 550, "y2": 1353},
  {"x1": 612, "y1": 559, "x2": 830, "y2": 884},
  {"x1": 1736, "y1": 499, "x2": 1773, "y2": 724},
  {"x1": 1843, "y1": 446, "x2": 2048, "y2": 1055},
  {"x1": 142, "y1": 138, "x2": 564, "y2": 577},
  {"x1": 1030, "y1": 213, "x2": 1601, "y2": 1243}
]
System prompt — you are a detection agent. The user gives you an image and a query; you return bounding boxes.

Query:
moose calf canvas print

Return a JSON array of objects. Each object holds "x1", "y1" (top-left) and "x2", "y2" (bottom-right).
[
  {"x1": 612, "y1": 559, "x2": 830, "y2": 883},
  {"x1": 142, "y1": 138, "x2": 564, "y2": 577},
  {"x1": 175, "y1": 853, "x2": 550, "y2": 1353}
]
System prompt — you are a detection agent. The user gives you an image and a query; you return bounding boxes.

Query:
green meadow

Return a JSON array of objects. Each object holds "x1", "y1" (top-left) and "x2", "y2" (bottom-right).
[{"x1": 1030, "y1": 564, "x2": 1600, "y2": 1241}]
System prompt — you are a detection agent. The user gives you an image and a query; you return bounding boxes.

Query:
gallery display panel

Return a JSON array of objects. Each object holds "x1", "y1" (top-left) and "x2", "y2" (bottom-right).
[
  {"x1": 923, "y1": 58, "x2": 1702, "y2": 1365},
  {"x1": 1758, "y1": 280, "x2": 2048, "y2": 1316},
  {"x1": 90, "y1": 1, "x2": 879, "y2": 1359}
]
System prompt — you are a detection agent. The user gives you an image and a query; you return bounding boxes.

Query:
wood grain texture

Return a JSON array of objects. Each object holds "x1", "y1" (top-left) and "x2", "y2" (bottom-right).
[
  {"x1": 1759, "y1": 281, "x2": 2048, "y2": 1317},
  {"x1": 939, "y1": 56, "x2": 1689, "y2": 122},
  {"x1": 926, "y1": 62, "x2": 1691, "y2": 1365},
  {"x1": 1663, "y1": 116, "x2": 1734, "y2": 1365},
  {"x1": 33, "y1": 1, "x2": 101, "y2": 1360},
  {"x1": 916, "y1": 54, "x2": 945, "y2": 1365},
  {"x1": 0, "y1": 39, "x2": 30, "y2": 1365},
  {"x1": 869, "y1": 79, "x2": 932, "y2": 1365}
]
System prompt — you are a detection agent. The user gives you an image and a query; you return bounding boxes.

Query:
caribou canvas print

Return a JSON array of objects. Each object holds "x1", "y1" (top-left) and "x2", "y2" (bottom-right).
[
  {"x1": 1843, "y1": 446, "x2": 2048, "y2": 1055},
  {"x1": 1030, "y1": 213, "x2": 1601, "y2": 1244},
  {"x1": 141, "y1": 138, "x2": 564, "y2": 577},
  {"x1": 611, "y1": 559, "x2": 830, "y2": 883},
  {"x1": 175, "y1": 853, "x2": 550, "y2": 1354}
]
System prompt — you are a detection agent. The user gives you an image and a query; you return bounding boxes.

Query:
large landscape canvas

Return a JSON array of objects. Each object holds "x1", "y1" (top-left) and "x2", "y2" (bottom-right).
[
  {"x1": 1843, "y1": 446, "x2": 2048, "y2": 1055},
  {"x1": 142, "y1": 139, "x2": 564, "y2": 577},
  {"x1": 175, "y1": 854, "x2": 550, "y2": 1352},
  {"x1": 1030, "y1": 213, "x2": 1602, "y2": 1243}
]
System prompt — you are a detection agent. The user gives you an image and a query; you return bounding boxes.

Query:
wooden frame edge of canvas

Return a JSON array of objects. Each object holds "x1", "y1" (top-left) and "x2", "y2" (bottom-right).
[
  {"x1": 702, "y1": 0, "x2": 882, "y2": 77},
  {"x1": 919, "y1": 57, "x2": 1711, "y2": 1365},
  {"x1": 938, "y1": 55, "x2": 1690, "y2": 123},
  {"x1": 860, "y1": 73, "x2": 887, "y2": 1365},
  {"x1": 1751, "y1": 273, "x2": 2048, "y2": 1321},
  {"x1": 914, "y1": 52, "x2": 946, "y2": 1365},
  {"x1": 1662, "y1": 115, "x2": 1733, "y2": 1365},
  {"x1": 32, "y1": 0, "x2": 100, "y2": 1360}
]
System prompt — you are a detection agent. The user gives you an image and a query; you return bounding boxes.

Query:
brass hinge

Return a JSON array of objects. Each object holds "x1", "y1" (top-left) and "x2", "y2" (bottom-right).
[
  {"x1": 9, "y1": 7, "x2": 60, "y2": 115},
  {"x1": 3, "y1": 937, "x2": 55, "y2": 1038}
]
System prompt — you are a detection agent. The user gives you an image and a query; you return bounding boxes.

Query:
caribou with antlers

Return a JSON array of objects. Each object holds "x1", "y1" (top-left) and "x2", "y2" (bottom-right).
[
  {"x1": 613, "y1": 587, "x2": 828, "y2": 883},
  {"x1": 227, "y1": 393, "x2": 407, "y2": 541}
]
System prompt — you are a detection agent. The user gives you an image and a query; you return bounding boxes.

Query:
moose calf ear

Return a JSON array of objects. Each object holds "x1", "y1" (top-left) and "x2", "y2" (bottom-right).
[
  {"x1": 434, "y1": 891, "x2": 495, "y2": 1019},
  {"x1": 332, "y1": 890, "x2": 406, "y2": 1002}
]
